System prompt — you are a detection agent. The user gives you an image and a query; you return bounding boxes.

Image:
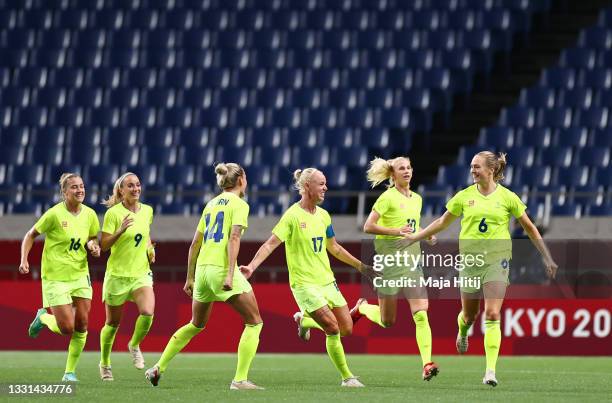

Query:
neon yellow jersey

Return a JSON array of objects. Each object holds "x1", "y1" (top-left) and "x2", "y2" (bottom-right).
[
  {"x1": 196, "y1": 192, "x2": 249, "y2": 270},
  {"x1": 446, "y1": 184, "x2": 526, "y2": 263},
  {"x1": 372, "y1": 186, "x2": 422, "y2": 256},
  {"x1": 102, "y1": 202, "x2": 153, "y2": 278},
  {"x1": 34, "y1": 202, "x2": 100, "y2": 281},
  {"x1": 272, "y1": 203, "x2": 335, "y2": 287},
  {"x1": 372, "y1": 187, "x2": 422, "y2": 240}
]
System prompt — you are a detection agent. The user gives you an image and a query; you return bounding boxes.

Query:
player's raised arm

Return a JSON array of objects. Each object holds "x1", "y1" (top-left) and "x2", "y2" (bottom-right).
[
  {"x1": 325, "y1": 237, "x2": 369, "y2": 274},
  {"x1": 405, "y1": 211, "x2": 458, "y2": 242}
]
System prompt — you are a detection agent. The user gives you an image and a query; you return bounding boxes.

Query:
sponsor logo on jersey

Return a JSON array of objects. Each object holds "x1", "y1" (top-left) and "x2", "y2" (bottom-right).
[
  {"x1": 62, "y1": 221, "x2": 68, "y2": 228},
  {"x1": 468, "y1": 200, "x2": 474, "y2": 207},
  {"x1": 300, "y1": 222, "x2": 307, "y2": 229}
]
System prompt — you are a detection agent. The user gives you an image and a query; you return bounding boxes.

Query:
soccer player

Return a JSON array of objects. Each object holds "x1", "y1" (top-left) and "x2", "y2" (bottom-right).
[
  {"x1": 19, "y1": 173, "x2": 101, "y2": 382},
  {"x1": 403, "y1": 151, "x2": 558, "y2": 387},
  {"x1": 240, "y1": 168, "x2": 375, "y2": 388},
  {"x1": 98, "y1": 172, "x2": 156, "y2": 381},
  {"x1": 145, "y1": 163, "x2": 264, "y2": 390},
  {"x1": 350, "y1": 156, "x2": 439, "y2": 381}
]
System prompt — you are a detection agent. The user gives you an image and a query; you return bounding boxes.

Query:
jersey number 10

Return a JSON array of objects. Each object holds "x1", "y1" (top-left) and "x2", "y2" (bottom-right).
[{"x1": 204, "y1": 212, "x2": 225, "y2": 243}]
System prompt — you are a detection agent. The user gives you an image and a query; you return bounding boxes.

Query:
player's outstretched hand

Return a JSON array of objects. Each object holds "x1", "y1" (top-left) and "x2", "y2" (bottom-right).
[
  {"x1": 18, "y1": 261, "x2": 29, "y2": 274},
  {"x1": 544, "y1": 258, "x2": 558, "y2": 279},
  {"x1": 183, "y1": 278, "x2": 194, "y2": 297},
  {"x1": 358, "y1": 263, "x2": 380, "y2": 282},
  {"x1": 426, "y1": 234, "x2": 438, "y2": 246},
  {"x1": 239, "y1": 264, "x2": 254, "y2": 280}
]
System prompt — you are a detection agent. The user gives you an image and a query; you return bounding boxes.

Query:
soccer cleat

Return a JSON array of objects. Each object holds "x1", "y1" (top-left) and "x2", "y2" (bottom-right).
[
  {"x1": 482, "y1": 369, "x2": 498, "y2": 387},
  {"x1": 145, "y1": 365, "x2": 161, "y2": 387},
  {"x1": 341, "y1": 377, "x2": 365, "y2": 387},
  {"x1": 128, "y1": 343, "x2": 145, "y2": 369},
  {"x1": 422, "y1": 362, "x2": 439, "y2": 381},
  {"x1": 456, "y1": 332, "x2": 469, "y2": 354},
  {"x1": 99, "y1": 364, "x2": 114, "y2": 381},
  {"x1": 349, "y1": 298, "x2": 367, "y2": 324},
  {"x1": 61, "y1": 372, "x2": 78, "y2": 382},
  {"x1": 28, "y1": 308, "x2": 47, "y2": 338},
  {"x1": 229, "y1": 380, "x2": 265, "y2": 390},
  {"x1": 293, "y1": 312, "x2": 310, "y2": 342}
]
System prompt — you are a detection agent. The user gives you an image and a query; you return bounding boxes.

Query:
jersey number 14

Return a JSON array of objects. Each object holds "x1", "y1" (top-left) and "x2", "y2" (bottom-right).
[{"x1": 203, "y1": 212, "x2": 225, "y2": 243}]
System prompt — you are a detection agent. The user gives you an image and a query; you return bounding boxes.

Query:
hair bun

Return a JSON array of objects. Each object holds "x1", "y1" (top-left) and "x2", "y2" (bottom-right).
[
  {"x1": 215, "y1": 163, "x2": 228, "y2": 176},
  {"x1": 293, "y1": 169, "x2": 302, "y2": 182}
]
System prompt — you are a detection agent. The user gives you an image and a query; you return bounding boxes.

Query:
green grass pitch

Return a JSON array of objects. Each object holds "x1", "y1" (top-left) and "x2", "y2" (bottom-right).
[{"x1": 1, "y1": 352, "x2": 610, "y2": 402}]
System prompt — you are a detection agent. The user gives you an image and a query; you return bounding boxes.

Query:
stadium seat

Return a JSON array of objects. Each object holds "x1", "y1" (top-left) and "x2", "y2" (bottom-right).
[
  {"x1": 539, "y1": 147, "x2": 573, "y2": 167},
  {"x1": 555, "y1": 128, "x2": 588, "y2": 147},
  {"x1": 579, "y1": 147, "x2": 610, "y2": 168}
]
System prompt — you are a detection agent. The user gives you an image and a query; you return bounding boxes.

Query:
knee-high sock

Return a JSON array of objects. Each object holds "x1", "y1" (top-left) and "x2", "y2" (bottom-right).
[
  {"x1": 325, "y1": 333, "x2": 353, "y2": 380},
  {"x1": 484, "y1": 320, "x2": 501, "y2": 372},
  {"x1": 413, "y1": 310, "x2": 432, "y2": 366},
  {"x1": 65, "y1": 331, "x2": 87, "y2": 374},
  {"x1": 41, "y1": 313, "x2": 62, "y2": 335},
  {"x1": 358, "y1": 302, "x2": 386, "y2": 327},
  {"x1": 100, "y1": 324, "x2": 119, "y2": 366},
  {"x1": 457, "y1": 311, "x2": 472, "y2": 337},
  {"x1": 234, "y1": 323, "x2": 263, "y2": 382},
  {"x1": 129, "y1": 315, "x2": 153, "y2": 347},
  {"x1": 157, "y1": 323, "x2": 203, "y2": 373}
]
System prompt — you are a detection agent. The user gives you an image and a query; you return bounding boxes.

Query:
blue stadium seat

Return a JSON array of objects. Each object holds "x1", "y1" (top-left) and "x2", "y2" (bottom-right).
[
  {"x1": 2, "y1": 87, "x2": 31, "y2": 108},
  {"x1": 235, "y1": 108, "x2": 266, "y2": 128},
  {"x1": 35, "y1": 127, "x2": 67, "y2": 148},
  {"x1": 236, "y1": 11, "x2": 265, "y2": 32},
  {"x1": 327, "y1": 88, "x2": 357, "y2": 108},
  {"x1": 41, "y1": 29, "x2": 72, "y2": 48},
  {"x1": 541, "y1": 67, "x2": 576, "y2": 89},
  {"x1": 343, "y1": 10, "x2": 373, "y2": 30},
  {"x1": 236, "y1": 68, "x2": 268, "y2": 90},
  {"x1": 164, "y1": 107, "x2": 194, "y2": 128},
  {"x1": 0, "y1": 127, "x2": 30, "y2": 147},
  {"x1": 346, "y1": 68, "x2": 378, "y2": 89},
  {"x1": 293, "y1": 147, "x2": 331, "y2": 167},
  {"x1": 322, "y1": 30, "x2": 352, "y2": 50},
  {"x1": 413, "y1": 10, "x2": 442, "y2": 30},
  {"x1": 517, "y1": 166, "x2": 551, "y2": 188},
  {"x1": 500, "y1": 106, "x2": 535, "y2": 128},
  {"x1": 183, "y1": 49, "x2": 214, "y2": 68},
  {"x1": 309, "y1": 68, "x2": 341, "y2": 89},
  {"x1": 324, "y1": 128, "x2": 357, "y2": 148},
  {"x1": 181, "y1": 88, "x2": 212, "y2": 109},
  {"x1": 247, "y1": 165, "x2": 279, "y2": 190},
  {"x1": 519, "y1": 87, "x2": 555, "y2": 108},
  {"x1": 216, "y1": 146, "x2": 254, "y2": 167},
  {"x1": 180, "y1": 145, "x2": 216, "y2": 166},
  {"x1": 217, "y1": 128, "x2": 252, "y2": 148},
  {"x1": 538, "y1": 107, "x2": 573, "y2": 129},
  {"x1": 273, "y1": 68, "x2": 304, "y2": 89},
  {"x1": 326, "y1": 49, "x2": 360, "y2": 69},
  {"x1": 379, "y1": 108, "x2": 411, "y2": 129},
  {"x1": 107, "y1": 127, "x2": 140, "y2": 148},
  {"x1": 437, "y1": 164, "x2": 471, "y2": 188},
  {"x1": 16, "y1": 67, "x2": 47, "y2": 87},
  {"x1": 336, "y1": 145, "x2": 368, "y2": 168},
  {"x1": 75, "y1": 29, "x2": 106, "y2": 49},
  {"x1": 144, "y1": 128, "x2": 176, "y2": 148},
  {"x1": 478, "y1": 126, "x2": 514, "y2": 148},
  {"x1": 356, "y1": 30, "x2": 386, "y2": 50},
  {"x1": 363, "y1": 89, "x2": 394, "y2": 109},
  {"x1": 252, "y1": 128, "x2": 289, "y2": 147},
  {"x1": 446, "y1": 10, "x2": 478, "y2": 30},
  {"x1": 165, "y1": 9, "x2": 195, "y2": 30},
  {"x1": 32, "y1": 49, "x2": 67, "y2": 68},
  {"x1": 183, "y1": 30, "x2": 212, "y2": 50},
  {"x1": 161, "y1": 165, "x2": 197, "y2": 186},
  {"x1": 84, "y1": 164, "x2": 120, "y2": 186},
  {"x1": 125, "y1": 107, "x2": 157, "y2": 128},
  {"x1": 163, "y1": 68, "x2": 194, "y2": 89},
  {"x1": 10, "y1": 202, "x2": 42, "y2": 215},
  {"x1": 272, "y1": 107, "x2": 302, "y2": 128},
  {"x1": 539, "y1": 147, "x2": 573, "y2": 167},
  {"x1": 218, "y1": 88, "x2": 250, "y2": 108},
  {"x1": 555, "y1": 166, "x2": 590, "y2": 188},
  {"x1": 579, "y1": 147, "x2": 610, "y2": 168},
  {"x1": 146, "y1": 29, "x2": 177, "y2": 48},
  {"x1": 506, "y1": 146, "x2": 535, "y2": 166},
  {"x1": 57, "y1": 9, "x2": 90, "y2": 29},
  {"x1": 12, "y1": 164, "x2": 45, "y2": 185},
  {"x1": 344, "y1": 107, "x2": 375, "y2": 128},
  {"x1": 287, "y1": 88, "x2": 318, "y2": 108},
  {"x1": 555, "y1": 127, "x2": 588, "y2": 147},
  {"x1": 551, "y1": 202, "x2": 581, "y2": 218},
  {"x1": 199, "y1": 107, "x2": 229, "y2": 128},
  {"x1": 360, "y1": 127, "x2": 390, "y2": 157},
  {"x1": 592, "y1": 128, "x2": 612, "y2": 147},
  {"x1": 158, "y1": 202, "x2": 190, "y2": 215},
  {"x1": 426, "y1": 30, "x2": 456, "y2": 50},
  {"x1": 559, "y1": 88, "x2": 593, "y2": 109},
  {"x1": 517, "y1": 127, "x2": 551, "y2": 147},
  {"x1": 254, "y1": 49, "x2": 287, "y2": 69},
  {"x1": 143, "y1": 88, "x2": 175, "y2": 108},
  {"x1": 579, "y1": 68, "x2": 611, "y2": 89},
  {"x1": 52, "y1": 67, "x2": 84, "y2": 88},
  {"x1": 377, "y1": 10, "x2": 406, "y2": 30},
  {"x1": 561, "y1": 48, "x2": 596, "y2": 69},
  {"x1": 308, "y1": 108, "x2": 337, "y2": 128},
  {"x1": 458, "y1": 30, "x2": 494, "y2": 73},
  {"x1": 253, "y1": 146, "x2": 291, "y2": 167},
  {"x1": 367, "y1": 49, "x2": 399, "y2": 69},
  {"x1": 53, "y1": 107, "x2": 85, "y2": 128},
  {"x1": 576, "y1": 107, "x2": 609, "y2": 129},
  {"x1": 36, "y1": 88, "x2": 68, "y2": 108},
  {"x1": 17, "y1": 107, "x2": 48, "y2": 127}
]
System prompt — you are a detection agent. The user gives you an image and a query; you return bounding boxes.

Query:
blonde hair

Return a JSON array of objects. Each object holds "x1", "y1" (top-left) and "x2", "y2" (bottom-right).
[
  {"x1": 476, "y1": 151, "x2": 507, "y2": 182},
  {"x1": 102, "y1": 172, "x2": 137, "y2": 208},
  {"x1": 293, "y1": 168, "x2": 319, "y2": 194},
  {"x1": 215, "y1": 162, "x2": 244, "y2": 190},
  {"x1": 59, "y1": 173, "x2": 82, "y2": 199},
  {"x1": 366, "y1": 156, "x2": 411, "y2": 188}
]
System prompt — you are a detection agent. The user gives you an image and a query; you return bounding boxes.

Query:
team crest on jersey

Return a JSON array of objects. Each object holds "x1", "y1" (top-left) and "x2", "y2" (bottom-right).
[
  {"x1": 62, "y1": 221, "x2": 68, "y2": 228},
  {"x1": 300, "y1": 222, "x2": 307, "y2": 229},
  {"x1": 399, "y1": 203, "x2": 406, "y2": 209},
  {"x1": 468, "y1": 200, "x2": 474, "y2": 207}
]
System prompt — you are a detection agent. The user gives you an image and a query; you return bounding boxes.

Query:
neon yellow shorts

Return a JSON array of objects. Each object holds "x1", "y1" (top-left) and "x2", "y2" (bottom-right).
[
  {"x1": 375, "y1": 265, "x2": 425, "y2": 297},
  {"x1": 193, "y1": 264, "x2": 253, "y2": 303},
  {"x1": 102, "y1": 271, "x2": 153, "y2": 306},
  {"x1": 459, "y1": 259, "x2": 510, "y2": 293},
  {"x1": 42, "y1": 275, "x2": 92, "y2": 308},
  {"x1": 291, "y1": 281, "x2": 347, "y2": 314}
]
